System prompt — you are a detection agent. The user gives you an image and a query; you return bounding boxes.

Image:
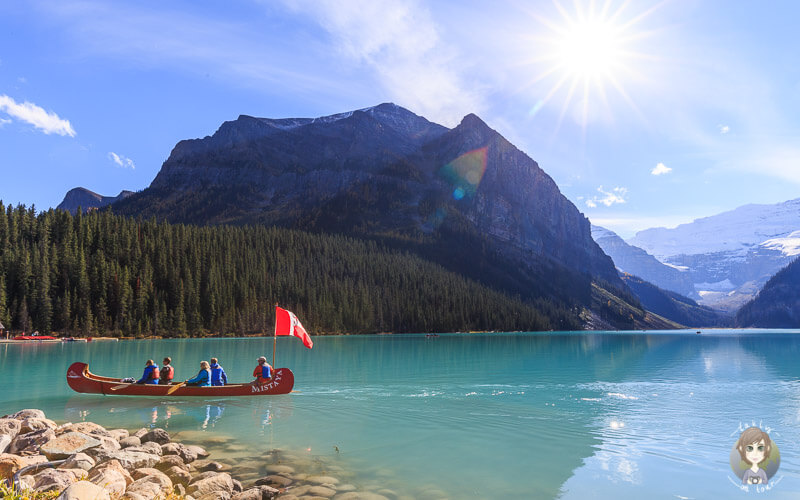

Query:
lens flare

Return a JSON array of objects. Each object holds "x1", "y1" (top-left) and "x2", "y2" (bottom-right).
[{"x1": 439, "y1": 147, "x2": 488, "y2": 200}]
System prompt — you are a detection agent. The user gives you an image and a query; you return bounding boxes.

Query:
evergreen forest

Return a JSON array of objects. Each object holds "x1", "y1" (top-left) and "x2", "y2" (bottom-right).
[{"x1": 0, "y1": 203, "x2": 580, "y2": 337}]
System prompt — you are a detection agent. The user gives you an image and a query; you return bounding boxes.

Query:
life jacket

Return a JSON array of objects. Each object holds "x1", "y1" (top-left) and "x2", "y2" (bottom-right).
[
  {"x1": 162, "y1": 365, "x2": 174, "y2": 380},
  {"x1": 261, "y1": 365, "x2": 271, "y2": 379},
  {"x1": 151, "y1": 366, "x2": 160, "y2": 380}
]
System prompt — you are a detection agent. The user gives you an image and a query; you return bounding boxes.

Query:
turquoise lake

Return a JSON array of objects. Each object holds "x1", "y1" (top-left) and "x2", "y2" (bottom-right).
[{"x1": 2, "y1": 331, "x2": 799, "y2": 499}]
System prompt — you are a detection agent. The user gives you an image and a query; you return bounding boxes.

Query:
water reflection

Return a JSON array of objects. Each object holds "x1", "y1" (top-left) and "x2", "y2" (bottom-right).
[
  {"x1": 558, "y1": 333, "x2": 800, "y2": 499},
  {"x1": 63, "y1": 395, "x2": 293, "y2": 434}
]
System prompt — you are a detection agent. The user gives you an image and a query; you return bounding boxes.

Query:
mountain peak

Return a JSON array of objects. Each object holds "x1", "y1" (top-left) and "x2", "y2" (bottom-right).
[{"x1": 460, "y1": 113, "x2": 484, "y2": 125}]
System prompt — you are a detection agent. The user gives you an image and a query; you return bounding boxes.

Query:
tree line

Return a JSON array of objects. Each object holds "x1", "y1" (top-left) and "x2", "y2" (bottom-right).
[{"x1": 0, "y1": 203, "x2": 579, "y2": 337}]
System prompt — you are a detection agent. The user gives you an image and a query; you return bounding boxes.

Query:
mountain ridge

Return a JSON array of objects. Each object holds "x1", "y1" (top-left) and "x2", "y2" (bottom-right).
[{"x1": 105, "y1": 102, "x2": 644, "y2": 329}]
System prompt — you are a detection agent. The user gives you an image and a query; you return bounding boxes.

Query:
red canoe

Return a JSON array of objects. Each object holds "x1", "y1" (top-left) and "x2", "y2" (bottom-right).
[{"x1": 66, "y1": 362, "x2": 294, "y2": 396}]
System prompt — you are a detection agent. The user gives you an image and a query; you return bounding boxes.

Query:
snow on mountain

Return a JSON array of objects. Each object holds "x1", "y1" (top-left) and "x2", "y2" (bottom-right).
[
  {"x1": 761, "y1": 230, "x2": 800, "y2": 256},
  {"x1": 629, "y1": 198, "x2": 800, "y2": 259},
  {"x1": 623, "y1": 198, "x2": 800, "y2": 313}
]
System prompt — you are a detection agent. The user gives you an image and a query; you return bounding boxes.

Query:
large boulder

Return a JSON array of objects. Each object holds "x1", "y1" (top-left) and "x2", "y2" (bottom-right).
[
  {"x1": 186, "y1": 444, "x2": 210, "y2": 459},
  {"x1": 67, "y1": 422, "x2": 112, "y2": 438},
  {"x1": 155, "y1": 454, "x2": 186, "y2": 472},
  {"x1": 108, "y1": 429, "x2": 130, "y2": 441},
  {"x1": 58, "y1": 452, "x2": 96, "y2": 472},
  {"x1": 0, "y1": 453, "x2": 28, "y2": 482},
  {"x1": 89, "y1": 449, "x2": 160, "y2": 471},
  {"x1": 9, "y1": 428, "x2": 56, "y2": 454},
  {"x1": 10, "y1": 409, "x2": 47, "y2": 420},
  {"x1": 56, "y1": 480, "x2": 112, "y2": 500},
  {"x1": 20, "y1": 417, "x2": 57, "y2": 434},
  {"x1": 166, "y1": 465, "x2": 192, "y2": 486},
  {"x1": 88, "y1": 459, "x2": 133, "y2": 498},
  {"x1": 0, "y1": 418, "x2": 22, "y2": 439},
  {"x1": 132, "y1": 467, "x2": 172, "y2": 484},
  {"x1": 161, "y1": 442, "x2": 198, "y2": 463},
  {"x1": 124, "y1": 472, "x2": 173, "y2": 499},
  {"x1": 187, "y1": 472, "x2": 234, "y2": 498},
  {"x1": 140, "y1": 428, "x2": 170, "y2": 445},
  {"x1": 41, "y1": 432, "x2": 102, "y2": 460},
  {"x1": 120, "y1": 436, "x2": 142, "y2": 448},
  {"x1": 0, "y1": 434, "x2": 10, "y2": 454},
  {"x1": 32, "y1": 468, "x2": 79, "y2": 493}
]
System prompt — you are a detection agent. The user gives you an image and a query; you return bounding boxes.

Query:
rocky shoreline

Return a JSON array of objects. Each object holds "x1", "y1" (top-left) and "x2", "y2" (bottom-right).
[{"x1": 0, "y1": 408, "x2": 397, "y2": 500}]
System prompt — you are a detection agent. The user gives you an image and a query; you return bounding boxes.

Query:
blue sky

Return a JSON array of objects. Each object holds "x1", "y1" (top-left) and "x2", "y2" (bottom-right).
[{"x1": 2, "y1": 1, "x2": 800, "y2": 238}]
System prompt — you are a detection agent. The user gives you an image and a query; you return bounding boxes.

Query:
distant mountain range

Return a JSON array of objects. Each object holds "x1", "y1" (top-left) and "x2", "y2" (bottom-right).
[
  {"x1": 57, "y1": 103, "x2": 665, "y2": 330},
  {"x1": 626, "y1": 199, "x2": 800, "y2": 312}
]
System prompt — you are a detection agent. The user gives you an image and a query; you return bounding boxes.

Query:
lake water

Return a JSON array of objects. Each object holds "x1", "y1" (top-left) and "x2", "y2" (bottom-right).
[{"x1": 2, "y1": 331, "x2": 800, "y2": 499}]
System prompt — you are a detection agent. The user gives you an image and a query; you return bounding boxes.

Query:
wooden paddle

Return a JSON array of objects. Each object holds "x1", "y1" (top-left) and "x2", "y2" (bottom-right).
[
  {"x1": 166, "y1": 381, "x2": 187, "y2": 395},
  {"x1": 110, "y1": 382, "x2": 132, "y2": 390}
]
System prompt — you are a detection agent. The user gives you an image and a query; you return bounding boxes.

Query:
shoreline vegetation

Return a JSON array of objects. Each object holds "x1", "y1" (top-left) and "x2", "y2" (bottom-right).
[
  {"x1": 0, "y1": 408, "x2": 399, "y2": 500},
  {"x1": 0, "y1": 203, "x2": 583, "y2": 340}
]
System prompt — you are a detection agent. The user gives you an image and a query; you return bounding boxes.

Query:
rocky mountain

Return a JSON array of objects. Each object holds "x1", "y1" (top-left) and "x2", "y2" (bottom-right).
[
  {"x1": 627, "y1": 198, "x2": 800, "y2": 313},
  {"x1": 736, "y1": 256, "x2": 800, "y2": 327},
  {"x1": 57, "y1": 188, "x2": 134, "y2": 214},
  {"x1": 109, "y1": 103, "x2": 645, "y2": 329},
  {"x1": 592, "y1": 225, "x2": 696, "y2": 298}
]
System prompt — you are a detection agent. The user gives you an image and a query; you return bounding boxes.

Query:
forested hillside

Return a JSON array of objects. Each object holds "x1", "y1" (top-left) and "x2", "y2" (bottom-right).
[
  {"x1": 0, "y1": 203, "x2": 578, "y2": 337},
  {"x1": 736, "y1": 256, "x2": 800, "y2": 327}
]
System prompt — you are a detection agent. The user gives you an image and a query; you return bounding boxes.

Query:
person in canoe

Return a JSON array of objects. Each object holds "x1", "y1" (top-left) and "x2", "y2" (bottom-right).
[
  {"x1": 253, "y1": 356, "x2": 273, "y2": 385},
  {"x1": 185, "y1": 361, "x2": 211, "y2": 387},
  {"x1": 160, "y1": 357, "x2": 175, "y2": 385},
  {"x1": 136, "y1": 360, "x2": 160, "y2": 385},
  {"x1": 209, "y1": 357, "x2": 228, "y2": 386}
]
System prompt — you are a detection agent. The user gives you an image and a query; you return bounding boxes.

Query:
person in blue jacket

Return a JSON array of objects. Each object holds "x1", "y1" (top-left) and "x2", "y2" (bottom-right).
[
  {"x1": 136, "y1": 359, "x2": 160, "y2": 384},
  {"x1": 209, "y1": 357, "x2": 228, "y2": 386},
  {"x1": 186, "y1": 361, "x2": 211, "y2": 387}
]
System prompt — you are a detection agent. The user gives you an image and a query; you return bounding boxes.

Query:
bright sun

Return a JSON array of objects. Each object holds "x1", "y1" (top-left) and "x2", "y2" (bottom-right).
[
  {"x1": 557, "y1": 18, "x2": 624, "y2": 82},
  {"x1": 526, "y1": 1, "x2": 657, "y2": 130}
]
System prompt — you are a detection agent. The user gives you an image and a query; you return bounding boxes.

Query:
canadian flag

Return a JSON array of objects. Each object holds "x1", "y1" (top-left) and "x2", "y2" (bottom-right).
[{"x1": 275, "y1": 306, "x2": 313, "y2": 349}]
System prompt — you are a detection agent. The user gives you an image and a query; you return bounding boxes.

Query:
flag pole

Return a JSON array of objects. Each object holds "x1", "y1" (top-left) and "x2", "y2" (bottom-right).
[{"x1": 272, "y1": 303, "x2": 278, "y2": 369}]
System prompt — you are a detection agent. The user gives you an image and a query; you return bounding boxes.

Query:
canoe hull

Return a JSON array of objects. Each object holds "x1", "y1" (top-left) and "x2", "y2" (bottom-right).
[{"x1": 66, "y1": 362, "x2": 294, "y2": 396}]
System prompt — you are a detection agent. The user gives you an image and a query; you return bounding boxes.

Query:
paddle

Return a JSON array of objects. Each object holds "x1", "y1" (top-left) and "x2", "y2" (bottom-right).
[
  {"x1": 110, "y1": 382, "x2": 132, "y2": 391},
  {"x1": 166, "y1": 381, "x2": 187, "y2": 395}
]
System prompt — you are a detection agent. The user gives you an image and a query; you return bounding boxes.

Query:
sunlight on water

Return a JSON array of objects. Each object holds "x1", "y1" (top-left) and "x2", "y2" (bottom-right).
[{"x1": 2, "y1": 331, "x2": 800, "y2": 498}]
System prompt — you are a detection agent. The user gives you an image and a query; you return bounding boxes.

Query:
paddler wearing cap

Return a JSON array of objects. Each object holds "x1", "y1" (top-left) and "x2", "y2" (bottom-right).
[{"x1": 253, "y1": 356, "x2": 273, "y2": 385}]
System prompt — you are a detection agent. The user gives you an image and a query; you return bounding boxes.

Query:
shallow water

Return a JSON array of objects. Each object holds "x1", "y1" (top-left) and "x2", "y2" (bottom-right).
[{"x1": 2, "y1": 331, "x2": 799, "y2": 498}]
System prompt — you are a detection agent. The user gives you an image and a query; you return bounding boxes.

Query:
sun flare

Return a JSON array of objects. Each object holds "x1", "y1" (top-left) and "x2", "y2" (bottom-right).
[
  {"x1": 557, "y1": 18, "x2": 624, "y2": 83},
  {"x1": 525, "y1": 1, "x2": 658, "y2": 131}
]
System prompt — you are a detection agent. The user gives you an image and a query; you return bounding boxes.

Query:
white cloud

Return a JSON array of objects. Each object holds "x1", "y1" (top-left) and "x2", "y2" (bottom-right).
[
  {"x1": 284, "y1": 0, "x2": 482, "y2": 125},
  {"x1": 0, "y1": 95, "x2": 76, "y2": 137},
  {"x1": 586, "y1": 186, "x2": 627, "y2": 208},
  {"x1": 0, "y1": 117, "x2": 11, "y2": 126},
  {"x1": 651, "y1": 162, "x2": 672, "y2": 176},
  {"x1": 108, "y1": 152, "x2": 135, "y2": 169},
  {"x1": 719, "y1": 124, "x2": 730, "y2": 134}
]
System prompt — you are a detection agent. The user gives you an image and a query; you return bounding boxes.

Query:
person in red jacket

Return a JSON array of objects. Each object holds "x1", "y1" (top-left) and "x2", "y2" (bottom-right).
[
  {"x1": 253, "y1": 356, "x2": 273, "y2": 385},
  {"x1": 160, "y1": 357, "x2": 175, "y2": 385}
]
